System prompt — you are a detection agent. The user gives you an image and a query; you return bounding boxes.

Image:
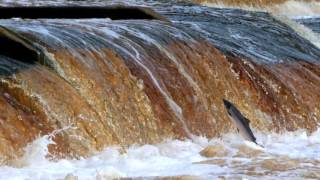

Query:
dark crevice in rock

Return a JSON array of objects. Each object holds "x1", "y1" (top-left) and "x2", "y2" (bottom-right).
[
  {"x1": 0, "y1": 34, "x2": 38, "y2": 65},
  {"x1": 0, "y1": 6, "x2": 169, "y2": 21}
]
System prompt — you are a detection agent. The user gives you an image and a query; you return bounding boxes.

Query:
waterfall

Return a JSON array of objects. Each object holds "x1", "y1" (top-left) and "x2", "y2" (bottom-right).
[{"x1": 0, "y1": 1, "x2": 318, "y2": 165}]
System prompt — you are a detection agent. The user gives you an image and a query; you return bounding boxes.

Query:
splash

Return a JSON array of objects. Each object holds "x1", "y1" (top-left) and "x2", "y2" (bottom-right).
[
  {"x1": 0, "y1": 129, "x2": 319, "y2": 179},
  {"x1": 10, "y1": 126, "x2": 74, "y2": 168},
  {"x1": 267, "y1": 0, "x2": 320, "y2": 17},
  {"x1": 11, "y1": 134, "x2": 54, "y2": 168}
]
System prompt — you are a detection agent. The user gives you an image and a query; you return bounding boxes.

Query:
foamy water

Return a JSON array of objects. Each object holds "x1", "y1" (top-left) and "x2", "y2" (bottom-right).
[{"x1": 1, "y1": 129, "x2": 319, "y2": 179}]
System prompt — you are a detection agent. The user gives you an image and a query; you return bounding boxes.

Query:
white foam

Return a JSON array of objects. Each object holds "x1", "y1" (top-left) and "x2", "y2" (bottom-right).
[
  {"x1": 0, "y1": 129, "x2": 319, "y2": 179},
  {"x1": 269, "y1": 0, "x2": 320, "y2": 17}
]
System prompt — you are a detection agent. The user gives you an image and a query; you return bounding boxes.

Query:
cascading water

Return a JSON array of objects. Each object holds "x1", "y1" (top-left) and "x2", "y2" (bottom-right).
[
  {"x1": 298, "y1": 17, "x2": 320, "y2": 33},
  {"x1": 0, "y1": 0, "x2": 319, "y2": 179}
]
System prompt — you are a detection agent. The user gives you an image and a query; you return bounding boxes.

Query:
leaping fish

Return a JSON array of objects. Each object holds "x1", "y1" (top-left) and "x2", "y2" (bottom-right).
[{"x1": 223, "y1": 99, "x2": 258, "y2": 145}]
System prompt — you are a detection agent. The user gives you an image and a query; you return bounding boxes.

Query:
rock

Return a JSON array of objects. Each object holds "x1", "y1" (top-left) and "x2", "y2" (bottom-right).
[
  {"x1": 199, "y1": 146, "x2": 228, "y2": 157},
  {"x1": 64, "y1": 174, "x2": 78, "y2": 180},
  {"x1": 158, "y1": 175, "x2": 204, "y2": 180},
  {"x1": 194, "y1": 159, "x2": 226, "y2": 166},
  {"x1": 235, "y1": 145, "x2": 264, "y2": 157},
  {"x1": 261, "y1": 159, "x2": 298, "y2": 171},
  {"x1": 303, "y1": 172, "x2": 320, "y2": 179}
]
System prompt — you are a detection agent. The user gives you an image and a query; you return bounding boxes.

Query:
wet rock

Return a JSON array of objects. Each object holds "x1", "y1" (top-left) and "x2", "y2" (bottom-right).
[
  {"x1": 303, "y1": 171, "x2": 320, "y2": 179},
  {"x1": 160, "y1": 175, "x2": 204, "y2": 180},
  {"x1": 64, "y1": 174, "x2": 78, "y2": 180},
  {"x1": 194, "y1": 159, "x2": 226, "y2": 166},
  {"x1": 199, "y1": 145, "x2": 228, "y2": 157},
  {"x1": 261, "y1": 159, "x2": 298, "y2": 171},
  {"x1": 235, "y1": 145, "x2": 264, "y2": 157}
]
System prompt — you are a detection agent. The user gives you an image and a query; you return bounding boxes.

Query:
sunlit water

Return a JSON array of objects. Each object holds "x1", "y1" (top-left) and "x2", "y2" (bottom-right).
[{"x1": 0, "y1": 129, "x2": 319, "y2": 179}]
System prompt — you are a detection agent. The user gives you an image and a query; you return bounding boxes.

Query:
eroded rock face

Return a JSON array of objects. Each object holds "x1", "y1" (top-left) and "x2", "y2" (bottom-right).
[{"x1": 0, "y1": 2, "x2": 318, "y2": 162}]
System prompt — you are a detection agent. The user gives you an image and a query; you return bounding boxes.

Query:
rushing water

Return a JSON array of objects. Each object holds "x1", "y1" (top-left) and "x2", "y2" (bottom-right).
[
  {"x1": 298, "y1": 17, "x2": 320, "y2": 33},
  {"x1": 0, "y1": 0, "x2": 319, "y2": 179},
  {"x1": 0, "y1": 129, "x2": 319, "y2": 179}
]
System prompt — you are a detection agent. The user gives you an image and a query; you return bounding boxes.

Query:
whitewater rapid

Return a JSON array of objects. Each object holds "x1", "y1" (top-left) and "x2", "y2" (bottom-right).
[{"x1": 0, "y1": 129, "x2": 319, "y2": 179}]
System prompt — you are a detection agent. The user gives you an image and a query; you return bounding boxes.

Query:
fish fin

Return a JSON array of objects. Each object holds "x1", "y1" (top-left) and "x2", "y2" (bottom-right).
[{"x1": 244, "y1": 117, "x2": 251, "y2": 124}]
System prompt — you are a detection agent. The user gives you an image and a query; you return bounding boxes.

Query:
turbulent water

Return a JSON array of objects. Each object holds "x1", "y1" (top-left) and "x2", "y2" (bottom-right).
[
  {"x1": 0, "y1": 0, "x2": 319, "y2": 179},
  {"x1": 0, "y1": 129, "x2": 319, "y2": 179}
]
